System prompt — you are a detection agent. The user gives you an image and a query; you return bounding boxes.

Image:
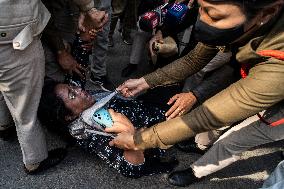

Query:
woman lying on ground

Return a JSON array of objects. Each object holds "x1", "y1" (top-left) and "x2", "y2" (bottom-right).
[{"x1": 38, "y1": 79, "x2": 178, "y2": 178}]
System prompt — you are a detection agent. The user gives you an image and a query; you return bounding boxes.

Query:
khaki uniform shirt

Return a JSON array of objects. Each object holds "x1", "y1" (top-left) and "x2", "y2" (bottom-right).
[{"x1": 134, "y1": 12, "x2": 284, "y2": 150}]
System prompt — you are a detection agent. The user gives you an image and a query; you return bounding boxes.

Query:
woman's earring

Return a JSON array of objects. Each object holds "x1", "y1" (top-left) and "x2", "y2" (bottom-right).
[{"x1": 260, "y1": 22, "x2": 264, "y2": 26}]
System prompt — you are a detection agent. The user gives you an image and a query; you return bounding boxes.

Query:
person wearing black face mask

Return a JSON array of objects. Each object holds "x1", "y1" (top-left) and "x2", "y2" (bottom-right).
[
  {"x1": 194, "y1": 15, "x2": 246, "y2": 46},
  {"x1": 102, "y1": 0, "x2": 284, "y2": 186}
]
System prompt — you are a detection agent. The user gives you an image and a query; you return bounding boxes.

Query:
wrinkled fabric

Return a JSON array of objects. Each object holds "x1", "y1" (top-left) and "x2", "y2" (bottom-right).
[{"x1": 134, "y1": 11, "x2": 284, "y2": 149}]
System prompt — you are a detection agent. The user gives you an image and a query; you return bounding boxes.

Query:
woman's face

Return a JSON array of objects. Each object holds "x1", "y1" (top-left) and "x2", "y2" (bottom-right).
[
  {"x1": 198, "y1": 0, "x2": 247, "y2": 29},
  {"x1": 55, "y1": 84, "x2": 95, "y2": 117},
  {"x1": 196, "y1": 0, "x2": 283, "y2": 45}
]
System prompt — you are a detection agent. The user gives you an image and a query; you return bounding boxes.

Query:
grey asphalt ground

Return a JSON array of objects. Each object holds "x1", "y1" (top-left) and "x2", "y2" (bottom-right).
[{"x1": 1, "y1": 30, "x2": 284, "y2": 189}]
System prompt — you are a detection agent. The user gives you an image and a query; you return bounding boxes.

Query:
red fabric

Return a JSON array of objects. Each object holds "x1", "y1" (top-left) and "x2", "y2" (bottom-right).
[
  {"x1": 240, "y1": 65, "x2": 249, "y2": 78},
  {"x1": 258, "y1": 50, "x2": 284, "y2": 61},
  {"x1": 270, "y1": 118, "x2": 284, "y2": 127}
]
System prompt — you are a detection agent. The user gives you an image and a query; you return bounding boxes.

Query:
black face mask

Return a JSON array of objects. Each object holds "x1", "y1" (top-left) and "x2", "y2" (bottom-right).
[{"x1": 194, "y1": 17, "x2": 245, "y2": 46}]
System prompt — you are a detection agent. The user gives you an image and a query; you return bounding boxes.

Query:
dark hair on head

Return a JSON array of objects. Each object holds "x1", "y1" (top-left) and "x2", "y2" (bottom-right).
[
  {"x1": 241, "y1": 0, "x2": 281, "y2": 19},
  {"x1": 38, "y1": 77, "x2": 73, "y2": 134},
  {"x1": 207, "y1": 0, "x2": 281, "y2": 19}
]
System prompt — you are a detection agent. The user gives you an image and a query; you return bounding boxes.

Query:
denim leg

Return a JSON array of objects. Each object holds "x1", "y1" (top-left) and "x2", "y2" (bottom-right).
[{"x1": 90, "y1": 0, "x2": 112, "y2": 79}]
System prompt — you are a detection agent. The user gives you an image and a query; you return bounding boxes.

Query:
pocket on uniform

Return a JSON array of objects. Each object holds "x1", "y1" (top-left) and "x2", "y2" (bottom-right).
[{"x1": 0, "y1": 20, "x2": 37, "y2": 44}]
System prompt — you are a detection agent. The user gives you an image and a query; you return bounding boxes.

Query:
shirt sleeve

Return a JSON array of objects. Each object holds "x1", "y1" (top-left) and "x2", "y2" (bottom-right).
[
  {"x1": 134, "y1": 58, "x2": 284, "y2": 149},
  {"x1": 73, "y1": 0, "x2": 94, "y2": 12},
  {"x1": 188, "y1": 58, "x2": 284, "y2": 132},
  {"x1": 143, "y1": 42, "x2": 219, "y2": 88},
  {"x1": 191, "y1": 64, "x2": 238, "y2": 104}
]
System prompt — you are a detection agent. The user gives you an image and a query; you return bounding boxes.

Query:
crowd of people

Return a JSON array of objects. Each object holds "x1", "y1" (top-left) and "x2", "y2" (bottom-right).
[{"x1": 0, "y1": 0, "x2": 283, "y2": 188}]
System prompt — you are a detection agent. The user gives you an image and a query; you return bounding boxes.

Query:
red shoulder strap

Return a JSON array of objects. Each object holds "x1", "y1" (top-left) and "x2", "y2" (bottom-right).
[{"x1": 258, "y1": 50, "x2": 284, "y2": 61}]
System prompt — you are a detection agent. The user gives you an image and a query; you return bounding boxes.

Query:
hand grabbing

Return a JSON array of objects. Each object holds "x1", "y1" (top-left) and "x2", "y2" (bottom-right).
[
  {"x1": 117, "y1": 78, "x2": 150, "y2": 98},
  {"x1": 78, "y1": 8, "x2": 108, "y2": 32}
]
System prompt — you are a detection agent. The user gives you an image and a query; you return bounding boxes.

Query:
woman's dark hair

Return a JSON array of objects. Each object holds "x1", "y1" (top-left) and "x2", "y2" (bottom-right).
[
  {"x1": 242, "y1": 0, "x2": 281, "y2": 19},
  {"x1": 207, "y1": 0, "x2": 280, "y2": 19},
  {"x1": 38, "y1": 78, "x2": 73, "y2": 134}
]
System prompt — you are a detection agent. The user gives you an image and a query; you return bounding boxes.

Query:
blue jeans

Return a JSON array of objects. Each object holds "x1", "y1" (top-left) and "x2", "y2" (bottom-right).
[
  {"x1": 90, "y1": 0, "x2": 112, "y2": 79},
  {"x1": 260, "y1": 160, "x2": 284, "y2": 189}
]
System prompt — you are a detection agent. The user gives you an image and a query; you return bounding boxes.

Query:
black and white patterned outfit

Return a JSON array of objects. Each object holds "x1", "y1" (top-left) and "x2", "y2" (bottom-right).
[{"x1": 69, "y1": 91, "x2": 167, "y2": 178}]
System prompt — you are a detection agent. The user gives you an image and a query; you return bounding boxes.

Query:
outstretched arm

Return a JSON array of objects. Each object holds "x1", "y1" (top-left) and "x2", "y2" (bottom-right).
[
  {"x1": 110, "y1": 57, "x2": 284, "y2": 151},
  {"x1": 133, "y1": 57, "x2": 284, "y2": 150},
  {"x1": 117, "y1": 43, "x2": 219, "y2": 98},
  {"x1": 143, "y1": 42, "x2": 219, "y2": 88}
]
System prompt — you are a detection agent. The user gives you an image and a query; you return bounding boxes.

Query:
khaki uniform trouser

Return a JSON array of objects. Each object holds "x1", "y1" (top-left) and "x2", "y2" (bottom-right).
[
  {"x1": 0, "y1": 38, "x2": 48, "y2": 165},
  {"x1": 191, "y1": 101, "x2": 284, "y2": 178}
]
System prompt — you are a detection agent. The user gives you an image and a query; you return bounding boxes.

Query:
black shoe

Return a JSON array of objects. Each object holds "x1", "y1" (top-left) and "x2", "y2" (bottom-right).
[
  {"x1": 121, "y1": 64, "x2": 137, "y2": 77},
  {"x1": 168, "y1": 168, "x2": 200, "y2": 187},
  {"x1": 90, "y1": 74, "x2": 115, "y2": 92},
  {"x1": 282, "y1": 151, "x2": 284, "y2": 159},
  {"x1": 176, "y1": 139, "x2": 207, "y2": 155},
  {"x1": 108, "y1": 36, "x2": 114, "y2": 47},
  {"x1": 24, "y1": 148, "x2": 67, "y2": 175},
  {"x1": 143, "y1": 156, "x2": 179, "y2": 176},
  {"x1": 0, "y1": 126, "x2": 16, "y2": 141}
]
